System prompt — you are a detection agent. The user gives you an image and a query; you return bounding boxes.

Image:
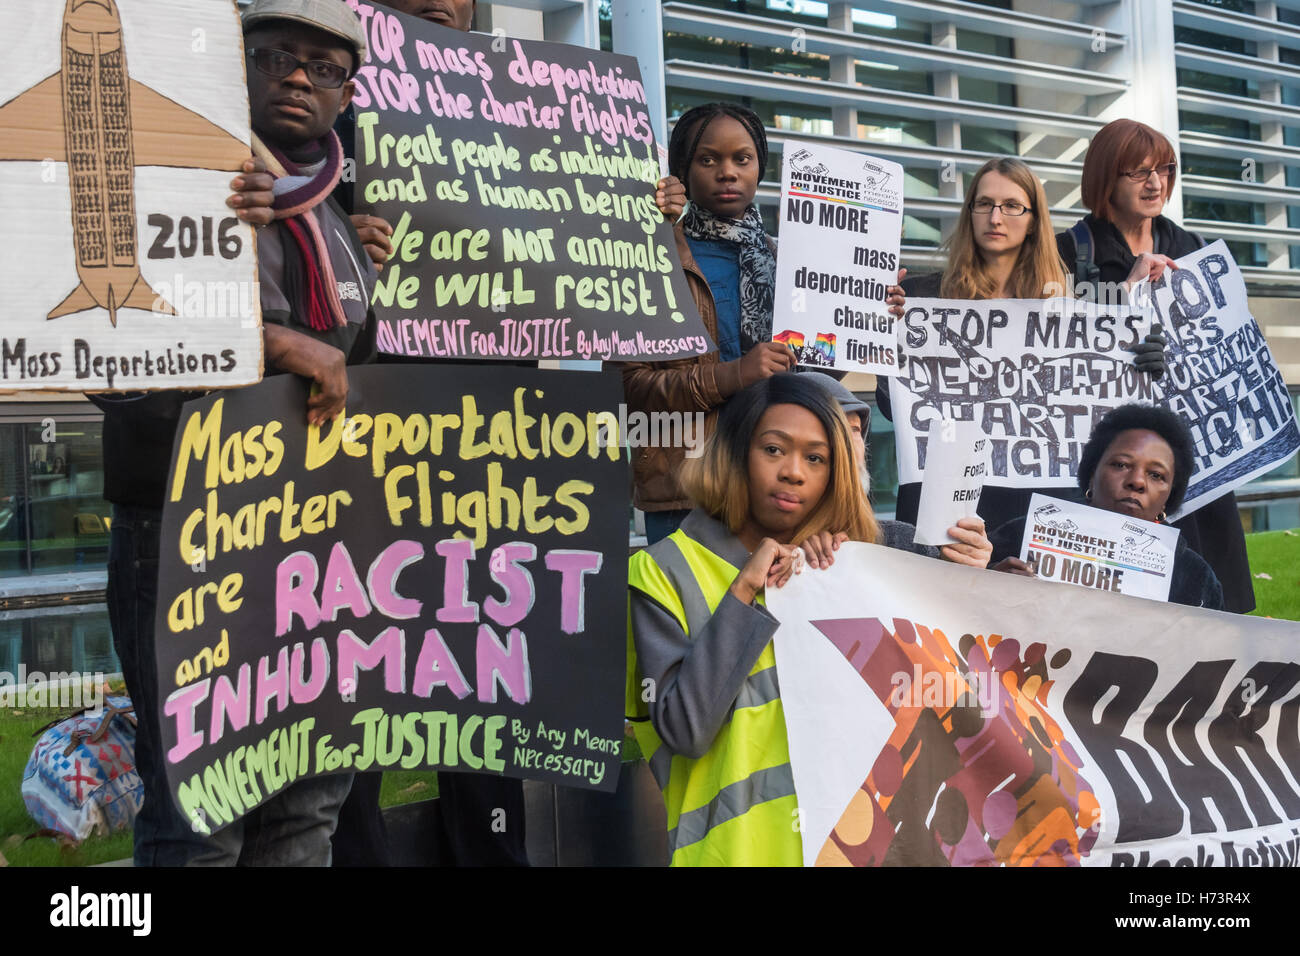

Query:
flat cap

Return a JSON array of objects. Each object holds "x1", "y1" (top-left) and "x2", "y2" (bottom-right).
[
  {"x1": 242, "y1": 0, "x2": 368, "y2": 68},
  {"x1": 801, "y1": 371, "x2": 870, "y2": 419}
]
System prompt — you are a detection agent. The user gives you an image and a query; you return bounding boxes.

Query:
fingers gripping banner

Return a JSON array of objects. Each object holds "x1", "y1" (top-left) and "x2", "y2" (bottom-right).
[
  {"x1": 770, "y1": 544, "x2": 1300, "y2": 867},
  {"x1": 156, "y1": 366, "x2": 628, "y2": 834}
]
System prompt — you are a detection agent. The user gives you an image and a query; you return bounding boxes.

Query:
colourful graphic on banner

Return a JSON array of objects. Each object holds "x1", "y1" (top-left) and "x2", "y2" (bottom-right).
[
  {"x1": 771, "y1": 543, "x2": 1300, "y2": 868},
  {"x1": 809, "y1": 616, "x2": 1096, "y2": 866}
]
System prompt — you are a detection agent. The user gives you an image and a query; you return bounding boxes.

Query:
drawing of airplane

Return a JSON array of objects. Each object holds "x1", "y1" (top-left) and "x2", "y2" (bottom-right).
[{"x1": 0, "y1": 0, "x2": 247, "y2": 326}]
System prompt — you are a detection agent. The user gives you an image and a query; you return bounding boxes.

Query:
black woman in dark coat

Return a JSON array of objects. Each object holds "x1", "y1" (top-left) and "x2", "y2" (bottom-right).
[{"x1": 990, "y1": 403, "x2": 1223, "y2": 611}]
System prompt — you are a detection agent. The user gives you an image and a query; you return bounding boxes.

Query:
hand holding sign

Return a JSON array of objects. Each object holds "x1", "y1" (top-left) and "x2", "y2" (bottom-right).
[{"x1": 1018, "y1": 494, "x2": 1179, "y2": 601}]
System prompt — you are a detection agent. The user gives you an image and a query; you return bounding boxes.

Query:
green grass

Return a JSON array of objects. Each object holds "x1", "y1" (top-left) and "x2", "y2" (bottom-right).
[
  {"x1": 1246, "y1": 528, "x2": 1300, "y2": 622},
  {"x1": 0, "y1": 703, "x2": 135, "y2": 866},
  {"x1": 379, "y1": 770, "x2": 439, "y2": 807}
]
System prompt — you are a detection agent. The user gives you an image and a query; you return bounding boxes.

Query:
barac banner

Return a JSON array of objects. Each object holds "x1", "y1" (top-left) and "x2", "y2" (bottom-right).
[
  {"x1": 770, "y1": 543, "x2": 1300, "y2": 867},
  {"x1": 155, "y1": 366, "x2": 628, "y2": 834},
  {"x1": 347, "y1": 3, "x2": 709, "y2": 363}
]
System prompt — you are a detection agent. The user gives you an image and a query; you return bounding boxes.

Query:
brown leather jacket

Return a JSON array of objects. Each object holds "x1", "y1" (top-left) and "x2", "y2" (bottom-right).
[{"x1": 622, "y1": 222, "x2": 762, "y2": 511}]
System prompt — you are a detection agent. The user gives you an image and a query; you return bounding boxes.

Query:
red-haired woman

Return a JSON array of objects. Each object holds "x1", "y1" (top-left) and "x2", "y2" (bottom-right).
[{"x1": 1057, "y1": 119, "x2": 1254, "y2": 613}]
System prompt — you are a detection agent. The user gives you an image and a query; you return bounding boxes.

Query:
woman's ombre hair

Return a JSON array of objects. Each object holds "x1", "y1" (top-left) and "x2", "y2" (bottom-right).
[
  {"x1": 681, "y1": 374, "x2": 880, "y2": 544},
  {"x1": 941, "y1": 157, "x2": 1068, "y2": 299},
  {"x1": 1081, "y1": 119, "x2": 1178, "y2": 221}
]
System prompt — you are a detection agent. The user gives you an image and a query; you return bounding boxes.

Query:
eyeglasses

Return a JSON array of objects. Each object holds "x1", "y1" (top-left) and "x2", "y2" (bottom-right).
[
  {"x1": 969, "y1": 198, "x2": 1031, "y2": 217},
  {"x1": 1121, "y1": 163, "x2": 1177, "y2": 183},
  {"x1": 247, "y1": 48, "x2": 350, "y2": 90}
]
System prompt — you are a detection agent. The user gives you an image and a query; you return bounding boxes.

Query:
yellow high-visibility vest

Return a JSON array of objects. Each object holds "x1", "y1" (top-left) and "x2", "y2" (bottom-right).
[{"x1": 627, "y1": 524, "x2": 801, "y2": 867}]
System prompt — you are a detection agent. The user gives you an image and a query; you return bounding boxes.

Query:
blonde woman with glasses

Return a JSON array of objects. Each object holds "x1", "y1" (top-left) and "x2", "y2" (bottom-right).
[{"x1": 877, "y1": 157, "x2": 1142, "y2": 536}]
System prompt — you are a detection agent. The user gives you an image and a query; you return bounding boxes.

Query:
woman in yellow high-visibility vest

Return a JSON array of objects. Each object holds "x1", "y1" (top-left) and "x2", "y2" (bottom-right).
[{"x1": 627, "y1": 372, "x2": 990, "y2": 865}]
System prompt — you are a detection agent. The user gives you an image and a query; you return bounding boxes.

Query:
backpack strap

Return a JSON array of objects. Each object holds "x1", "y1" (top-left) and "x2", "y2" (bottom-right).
[{"x1": 1069, "y1": 220, "x2": 1100, "y2": 300}]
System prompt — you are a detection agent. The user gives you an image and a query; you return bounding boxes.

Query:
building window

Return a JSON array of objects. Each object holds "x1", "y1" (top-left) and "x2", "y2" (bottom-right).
[
  {"x1": 0, "y1": 606, "x2": 118, "y2": 681},
  {"x1": 962, "y1": 125, "x2": 1018, "y2": 155},
  {"x1": 1180, "y1": 109, "x2": 1260, "y2": 141},
  {"x1": 1176, "y1": 67, "x2": 1252, "y2": 98},
  {"x1": 867, "y1": 397, "x2": 898, "y2": 516},
  {"x1": 1174, "y1": 26, "x2": 1255, "y2": 57},
  {"x1": 1185, "y1": 0, "x2": 1256, "y2": 14},
  {"x1": 855, "y1": 110, "x2": 935, "y2": 146},
  {"x1": 903, "y1": 215, "x2": 942, "y2": 247},
  {"x1": 1184, "y1": 196, "x2": 1264, "y2": 225},
  {"x1": 1223, "y1": 240, "x2": 1268, "y2": 267},
  {"x1": 1183, "y1": 152, "x2": 1255, "y2": 180},
  {"x1": 0, "y1": 419, "x2": 109, "y2": 578},
  {"x1": 855, "y1": 61, "x2": 933, "y2": 96}
]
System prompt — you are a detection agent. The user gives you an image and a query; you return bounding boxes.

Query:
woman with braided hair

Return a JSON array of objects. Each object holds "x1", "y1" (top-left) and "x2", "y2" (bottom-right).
[{"x1": 623, "y1": 102, "x2": 903, "y2": 543}]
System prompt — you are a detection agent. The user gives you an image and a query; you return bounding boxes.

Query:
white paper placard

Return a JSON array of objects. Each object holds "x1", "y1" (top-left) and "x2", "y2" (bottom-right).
[
  {"x1": 1019, "y1": 494, "x2": 1179, "y2": 601},
  {"x1": 771, "y1": 141, "x2": 903, "y2": 375},
  {"x1": 0, "y1": 0, "x2": 261, "y2": 392},
  {"x1": 913, "y1": 419, "x2": 989, "y2": 546}
]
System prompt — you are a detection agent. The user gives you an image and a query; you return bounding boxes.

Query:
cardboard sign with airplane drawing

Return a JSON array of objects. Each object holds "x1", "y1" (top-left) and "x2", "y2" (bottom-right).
[{"x1": 0, "y1": 0, "x2": 262, "y2": 391}]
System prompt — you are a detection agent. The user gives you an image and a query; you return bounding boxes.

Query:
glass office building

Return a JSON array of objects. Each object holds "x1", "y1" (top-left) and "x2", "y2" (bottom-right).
[{"x1": 613, "y1": 0, "x2": 1300, "y2": 522}]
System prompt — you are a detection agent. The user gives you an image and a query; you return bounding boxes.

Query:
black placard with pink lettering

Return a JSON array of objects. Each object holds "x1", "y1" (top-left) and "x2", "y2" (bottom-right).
[
  {"x1": 345, "y1": 2, "x2": 710, "y2": 362},
  {"x1": 155, "y1": 365, "x2": 627, "y2": 833}
]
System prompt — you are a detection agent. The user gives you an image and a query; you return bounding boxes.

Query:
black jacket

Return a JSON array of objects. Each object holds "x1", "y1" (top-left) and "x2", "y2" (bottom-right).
[{"x1": 1056, "y1": 213, "x2": 1200, "y2": 287}]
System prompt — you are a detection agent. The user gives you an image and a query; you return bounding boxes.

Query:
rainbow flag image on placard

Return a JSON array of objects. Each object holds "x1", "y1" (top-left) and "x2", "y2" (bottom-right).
[
  {"x1": 773, "y1": 329, "x2": 805, "y2": 349},
  {"x1": 814, "y1": 332, "x2": 836, "y2": 362}
]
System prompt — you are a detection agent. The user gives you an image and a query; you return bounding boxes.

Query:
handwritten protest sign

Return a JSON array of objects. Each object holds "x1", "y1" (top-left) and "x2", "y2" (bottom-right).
[
  {"x1": 771, "y1": 543, "x2": 1300, "y2": 866},
  {"x1": 890, "y1": 249, "x2": 1299, "y2": 516},
  {"x1": 0, "y1": 0, "x2": 260, "y2": 391},
  {"x1": 1147, "y1": 242, "x2": 1300, "y2": 517},
  {"x1": 772, "y1": 142, "x2": 903, "y2": 374},
  {"x1": 912, "y1": 420, "x2": 988, "y2": 546},
  {"x1": 1019, "y1": 494, "x2": 1178, "y2": 601},
  {"x1": 346, "y1": 4, "x2": 708, "y2": 363},
  {"x1": 155, "y1": 366, "x2": 627, "y2": 833},
  {"x1": 890, "y1": 297, "x2": 1153, "y2": 487}
]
